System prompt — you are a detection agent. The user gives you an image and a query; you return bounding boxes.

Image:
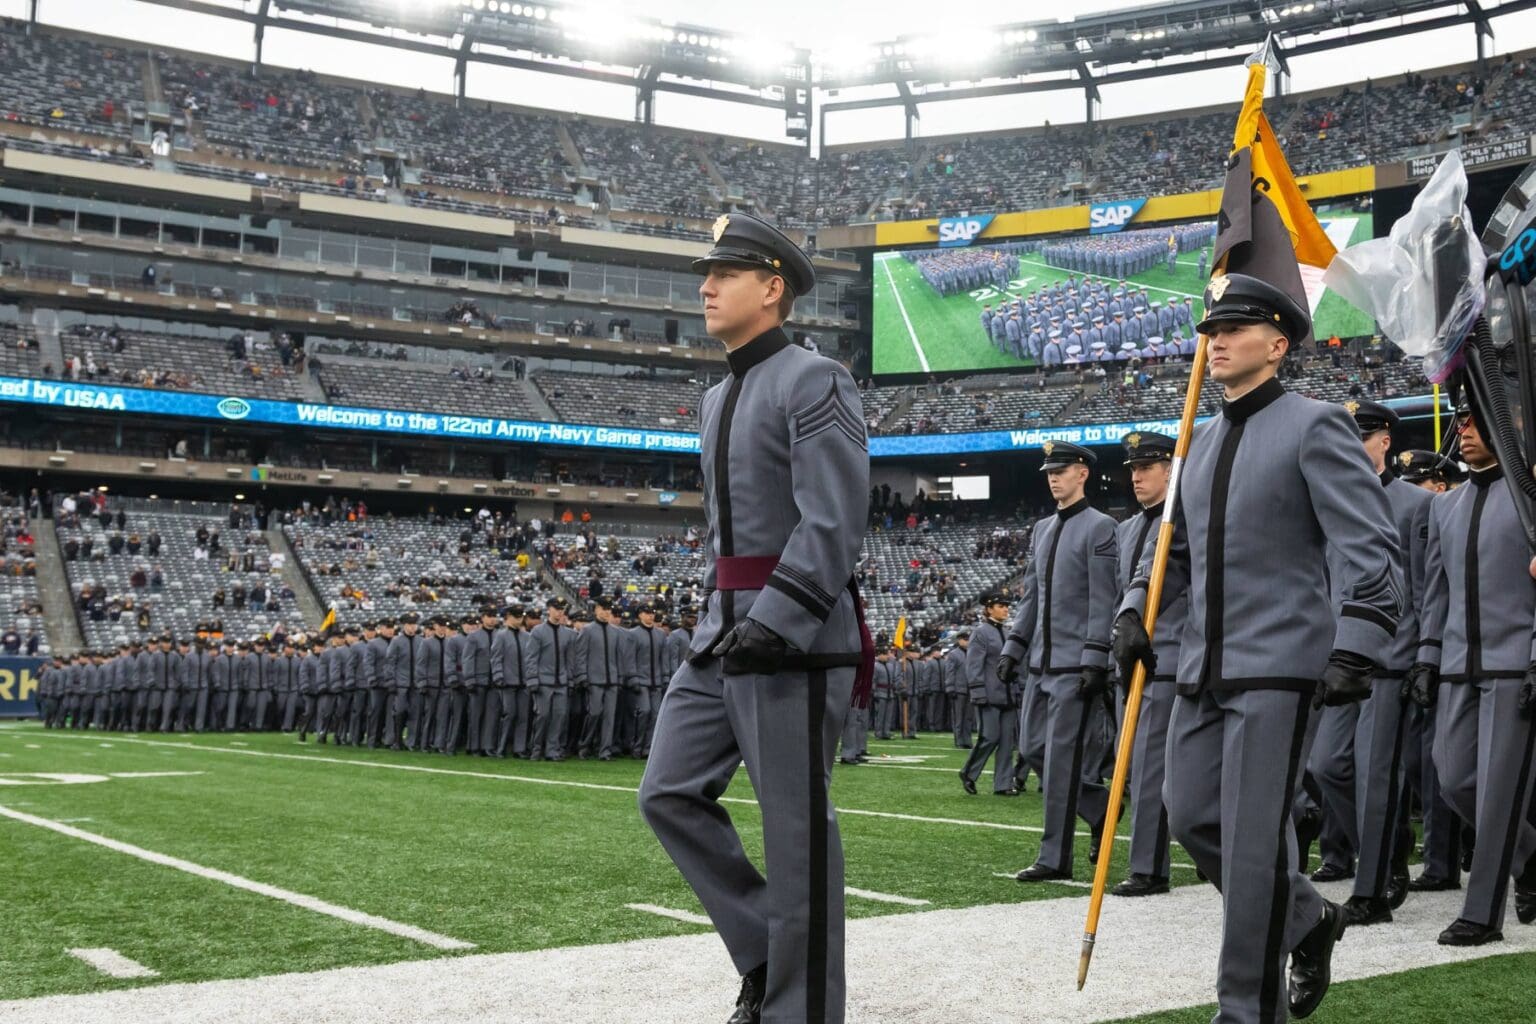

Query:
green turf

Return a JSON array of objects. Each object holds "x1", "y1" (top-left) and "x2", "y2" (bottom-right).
[
  {"x1": 0, "y1": 724, "x2": 1170, "y2": 1001},
  {"x1": 1109, "y1": 951, "x2": 1536, "y2": 1024},
  {"x1": 872, "y1": 211, "x2": 1377, "y2": 377}
]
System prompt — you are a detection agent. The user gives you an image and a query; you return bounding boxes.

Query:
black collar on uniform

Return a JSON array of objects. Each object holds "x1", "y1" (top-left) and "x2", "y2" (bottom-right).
[
  {"x1": 1141, "y1": 501, "x2": 1165, "y2": 518},
  {"x1": 1469, "y1": 463, "x2": 1503, "y2": 488},
  {"x1": 1057, "y1": 496, "x2": 1090, "y2": 520},
  {"x1": 725, "y1": 326, "x2": 791, "y2": 376},
  {"x1": 1379, "y1": 468, "x2": 1393, "y2": 487},
  {"x1": 1221, "y1": 375, "x2": 1284, "y2": 423}
]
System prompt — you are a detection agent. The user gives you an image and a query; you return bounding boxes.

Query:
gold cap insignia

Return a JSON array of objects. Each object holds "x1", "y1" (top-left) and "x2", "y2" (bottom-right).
[
  {"x1": 1041, "y1": 440, "x2": 1055, "y2": 456},
  {"x1": 712, "y1": 214, "x2": 730, "y2": 243},
  {"x1": 1399, "y1": 451, "x2": 1414, "y2": 468},
  {"x1": 1207, "y1": 273, "x2": 1231, "y2": 302},
  {"x1": 1345, "y1": 400, "x2": 1361, "y2": 416},
  {"x1": 1126, "y1": 432, "x2": 1142, "y2": 448}
]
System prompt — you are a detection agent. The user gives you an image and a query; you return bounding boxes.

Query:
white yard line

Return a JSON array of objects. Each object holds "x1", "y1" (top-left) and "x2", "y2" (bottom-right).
[
  {"x1": 990, "y1": 872, "x2": 1094, "y2": 889},
  {"x1": 624, "y1": 904, "x2": 712, "y2": 927},
  {"x1": 878, "y1": 255, "x2": 931, "y2": 373},
  {"x1": 65, "y1": 948, "x2": 159, "y2": 980},
  {"x1": 0, "y1": 805, "x2": 474, "y2": 952},
  {"x1": 845, "y1": 887, "x2": 930, "y2": 906},
  {"x1": 1, "y1": 886, "x2": 1518, "y2": 1024}
]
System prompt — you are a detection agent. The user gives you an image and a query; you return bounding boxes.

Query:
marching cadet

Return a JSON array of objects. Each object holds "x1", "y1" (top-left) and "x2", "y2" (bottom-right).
[
  {"x1": 1327, "y1": 401, "x2": 1432, "y2": 926},
  {"x1": 184, "y1": 637, "x2": 212, "y2": 733},
  {"x1": 171, "y1": 638, "x2": 195, "y2": 732},
  {"x1": 640, "y1": 213, "x2": 869, "y2": 1024},
  {"x1": 665, "y1": 608, "x2": 697, "y2": 679},
  {"x1": 578, "y1": 597, "x2": 631, "y2": 761},
  {"x1": 385, "y1": 613, "x2": 422, "y2": 751},
  {"x1": 444, "y1": 614, "x2": 491, "y2": 756},
  {"x1": 134, "y1": 634, "x2": 170, "y2": 733},
  {"x1": 489, "y1": 606, "x2": 534, "y2": 758},
  {"x1": 365, "y1": 619, "x2": 396, "y2": 748},
  {"x1": 1396, "y1": 449, "x2": 1466, "y2": 892},
  {"x1": 945, "y1": 632, "x2": 972, "y2": 748},
  {"x1": 1113, "y1": 272, "x2": 1401, "y2": 1021},
  {"x1": 344, "y1": 626, "x2": 371, "y2": 745},
  {"x1": 1411, "y1": 398, "x2": 1536, "y2": 944},
  {"x1": 899, "y1": 647, "x2": 919, "y2": 738},
  {"x1": 317, "y1": 631, "x2": 350, "y2": 745},
  {"x1": 61, "y1": 653, "x2": 84, "y2": 729},
  {"x1": 276, "y1": 637, "x2": 301, "y2": 733},
  {"x1": 962, "y1": 594, "x2": 1023, "y2": 796},
  {"x1": 208, "y1": 639, "x2": 234, "y2": 733},
  {"x1": 251, "y1": 637, "x2": 276, "y2": 733},
  {"x1": 529, "y1": 597, "x2": 578, "y2": 762},
  {"x1": 296, "y1": 638, "x2": 325, "y2": 741},
  {"x1": 227, "y1": 640, "x2": 252, "y2": 732},
  {"x1": 156, "y1": 634, "x2": 181, "y2": 732},
  {"x1": 410, "y1": 617, "x2": 450, "y2": 753},
  {"x1": 118, "y1": 639, "x2": 142, "y2": 731},
  {"x1": 37, "y1": 656, "x2": 61, "y2": 728},
  {"x1": 872, "y1": 646, "x2": 896, "y2": 740},
  {"x1": 1110, "y1": 431, "x2": 1186, "y2": 898},
  {"x1": 628, "y1": 601, "x2": 669, "y2": 757},
  {"x1": 1002, "y1": 441, "x2": 1119, "y2": 881}
]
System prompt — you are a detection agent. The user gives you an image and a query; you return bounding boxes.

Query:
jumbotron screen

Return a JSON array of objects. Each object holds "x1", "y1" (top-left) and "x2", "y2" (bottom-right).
[{"x1": 870, "y1": 204, "x2": 1375, "y2": 376}]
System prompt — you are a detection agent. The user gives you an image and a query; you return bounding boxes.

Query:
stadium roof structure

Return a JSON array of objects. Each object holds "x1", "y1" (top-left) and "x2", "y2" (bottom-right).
[{"x1": 96, "y1": 0, "x2": 1536, "y2": 145}]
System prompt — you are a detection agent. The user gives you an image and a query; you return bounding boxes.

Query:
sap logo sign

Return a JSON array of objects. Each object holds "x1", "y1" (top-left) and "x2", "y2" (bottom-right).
[
  {"x1": 937, "y1": 215, "x2": 995, "y2": 247},
  {"x1": 1499, "y1": 226, "x2": 1536, "y2": 286},
  {"x1": 1089, "y1": 198, "x2": 1148, "y2": 235},
  {"x1": 216, "y1": 396, "x2": 252, "y2": 420}
]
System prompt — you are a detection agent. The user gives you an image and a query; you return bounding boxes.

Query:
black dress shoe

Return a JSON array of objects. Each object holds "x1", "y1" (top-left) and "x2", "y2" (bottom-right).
[
  {"x1": 1309, "y1": 863, "x2": 1355, "y2": 883},
  {"x1": 1016, "y1": 863, "x2": 1072, "y2": 882},
  {"x1": 1406, "y1": 873, "x2": 1460, "y2": 892},
  {"x1": 1110, "y1": 874, "x2": 1169, "y2": 898},
  {"x1": 1288, "y1": 900, "x2": 1346, "y2": 1019},
  {"x1": 959, "y1": 771, "x2": 977, "y2": 795},
  {"x1": 1516, "y1": 886, "x2": 1536, "y2": 926},
  {"x1": 1386, "y1": 870, "x2": 1410, "y2": 910},
  {"x1": 1342, "y1": 895, "x2": 1392, "y2": 927},
  {"x1": 993, "y1": 788, "x2": 1020, "y2": 797},
  {"x1": 1437, "y1": 918, "x2": 1502, "y2": 946},
  {"x1": 839, "y1": 758, "x2": 859, "y2": 766},
  {"x1": 726, "y1": 962, "x2": 767, "y2": 1024}
]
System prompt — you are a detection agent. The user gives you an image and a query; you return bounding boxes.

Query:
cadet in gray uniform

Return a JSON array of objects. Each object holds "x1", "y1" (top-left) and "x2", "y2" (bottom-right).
[
  {"x1": 628, "y1": 602, "x2": 669, "y2": 757},
  {"x1": 579, "y1": 597, "x2": 631, "y2": 760},
  {"x1": 872, "y1": 647, "x2": 896, "y2": 740},
  {"x1": 1003, "y1": 441, "x2": 1119, "y2": 881},
  {"x1": 529, "y1": 598, "x2": 578, "y2": 761},
  {"x1": 962, "y1": 595, "x2": 1022, "y2": 796},
  {"x1": 1396, "y1": 451, "x2": 1466, "y2": 893},
  {"x1": 1328, "y1": 401, "x2": 1432, "y2": 926},
  {"x1": 1412, "y1": 400, "x2": 1536, "y2": 945},
  {"x1": 1114, "y1": 273, "x2": 1401, "y2": 1022},
  {"x1": 296, "y1": 638, "x2": 325, "y2": 741},
  {"x1": 317, "y1": 632, "x2": 350, "y2": 745},
  {"x1": 384, "y1": 613, "x2": 421, "y2": 750},
  {"x1": 640, "y1": 214, "x2": 870, "y2": 1024},
  {"x1": 490, "y1": 607, "x2": 535, "y2": 758},
  {"x1": 1110, "y1": 431, "x2": 1186, "y2": 898},
  {"x1": 365, "y1": 620, "x2": 396, "y2": 748},
  {"x1": 411, "y1": 618, "x2": 451, "y2": 752},
  {"x1": 946, "y1": 633, "x2": 972, "y2": 748},
  {"x1": 208, "y1": 640, "x2": 234, "y2": 733},
  {"x1": 158, "y1": 635, "x2": 183, "y2": 732}
]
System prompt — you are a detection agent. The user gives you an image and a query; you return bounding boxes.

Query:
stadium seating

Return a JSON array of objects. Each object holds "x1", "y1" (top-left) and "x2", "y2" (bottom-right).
[
  {"x1": 545, "y1": 530, "x2": 707, "y2": 610},
  {"x1": 56, "y1": 325, "x2": 308, "y2": 400},
  {"x1": 54, "y1": 500, "x2": 295, "y2": 649},
  {"x1": 0, "y1": 492, "x2": 48, "y2": 655},
  {"x1": 283, "y1": 514, "x2": 553, "y2": 627},
  {"x1": 313, "y1": 357, "x2": 540, "y2": 420},
  {"x1": 0, "y1": 21, "x2": 138, "y2": 138},
  {"x1": 882, "y1": 375, "x2": 1083, "y2": 435},
  {"x1": 532, "y1": 371, "x2": 703, "y2": 430},
  {"x1": 858, "y1": 521, "x2": 1031, "y2": 639}
]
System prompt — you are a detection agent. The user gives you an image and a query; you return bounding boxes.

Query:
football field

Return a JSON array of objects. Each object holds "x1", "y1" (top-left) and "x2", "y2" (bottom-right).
[
  {"x1": 0, "y1": 720, "x2": 1531, "y2": 1023},
  {"x1": 872, "y1": 213, "x2": 1377, "y2": 377}
]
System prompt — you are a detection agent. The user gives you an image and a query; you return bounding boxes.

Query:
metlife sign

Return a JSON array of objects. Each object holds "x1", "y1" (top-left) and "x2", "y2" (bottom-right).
[
  {"x1": 1088, "y1": 198, "x2": 1148, "y2": 235},
  {"x1": 936, "y1": 215, "x2": 995, "y2": 248}
]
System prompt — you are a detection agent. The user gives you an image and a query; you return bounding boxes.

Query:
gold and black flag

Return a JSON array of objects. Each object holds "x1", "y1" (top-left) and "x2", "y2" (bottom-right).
[{"x1": 1212, "y1": 37, "x2": 1338, "y2": 344}]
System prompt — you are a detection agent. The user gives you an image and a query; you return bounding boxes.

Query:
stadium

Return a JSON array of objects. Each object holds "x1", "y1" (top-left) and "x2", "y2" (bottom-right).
[{"x1": 3, "y1": 0, "x2": 1536, "y2": 1021}]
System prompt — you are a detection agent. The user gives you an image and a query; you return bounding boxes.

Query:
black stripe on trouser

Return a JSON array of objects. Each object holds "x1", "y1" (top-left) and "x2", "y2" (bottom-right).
[
  {"x1": 1057, "y1": 694, "x2": 1096, "y2": 874},
  {"x1": 1152, "y1": 806, "x2": 1171, "y2": 881},
  {"x1": 1259, "y1": 696, "x2": 1312, "y2": 1024},
  {"x1": 1367, "y1": 704, "x2": 1408, "y2": 897},
  {"x1": 807, "y1": 668, "x2": 828, "y2": 1024},
  {"x1": 1489, "y1": 709, "x2": 1536, "y2": 915}
]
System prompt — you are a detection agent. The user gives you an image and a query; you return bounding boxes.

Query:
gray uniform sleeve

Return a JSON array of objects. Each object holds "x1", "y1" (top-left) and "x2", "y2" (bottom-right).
[
  {"x1": 1084, "y1": 515, "x2": 1119, "y2": 670},
  {"x1": 1417, "y1": 499, "x2": 1447, "y2": 669},
  {"x1": 1120, "y1": 496, "x2": 1191, "y2": 625},
  {"x1": 747, "y1": 364, "x2": 870, "y2": 651},
  {"x1": 1300, "y1": 407, "x2": 1403, "y2": 658},
  {"x1": 965, "y1": 633, "x2": 988, "y2": 701}
]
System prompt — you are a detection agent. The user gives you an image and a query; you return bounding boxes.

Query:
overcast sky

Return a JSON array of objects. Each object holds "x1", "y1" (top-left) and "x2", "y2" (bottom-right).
[{"x1": 7, "y1": 0, "x2": 1536, "y2": 149}]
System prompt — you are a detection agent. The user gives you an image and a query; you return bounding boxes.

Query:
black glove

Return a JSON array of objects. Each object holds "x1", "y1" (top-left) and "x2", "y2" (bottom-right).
[
  {"x1": 1404, "y1": 662, "x2": 1440, "y2": 709},
  {"x1": 1315, "y1": 649, "x2": 1376, "y2": 709},
  {"x1": 1110, "y1": 610, "x2": 1156, "y2": 684},
  {"x1": 710, "y1": 618, "x2": 790, "y2": 675},
  {"x1": 1077, "y1": 665, "x2": 1109, "y2": 699},
  {"x1": 1520, "y1": 663, "x2": 1536, "y2": 720},
  {"x1": 996, "y1": 654, "x2": 1019, "y2": 684}
]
